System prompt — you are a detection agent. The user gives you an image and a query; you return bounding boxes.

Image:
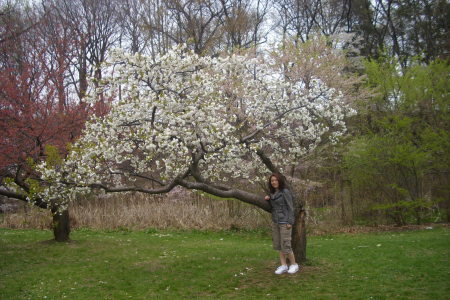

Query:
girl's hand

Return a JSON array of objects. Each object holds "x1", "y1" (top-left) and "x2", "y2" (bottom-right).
[
  {"x1": 286, "y1": 224, "x2": 292, "y2": 229},
  {"x1": 264, "y1": 195, "x2": 270, "y2": 201}
]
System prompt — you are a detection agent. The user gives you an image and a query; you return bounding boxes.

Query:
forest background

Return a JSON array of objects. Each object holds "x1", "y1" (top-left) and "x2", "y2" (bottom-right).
[{"x1": 1, "y1": 0, "x2": 449, "y2": 235}]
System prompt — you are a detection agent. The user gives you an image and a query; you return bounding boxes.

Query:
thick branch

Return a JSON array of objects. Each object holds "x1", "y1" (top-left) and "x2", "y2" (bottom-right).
[
  {"x1": 189, "y1": 148, "x2": 207, "y2": 182},
  {"x1": 109, "y1": 171, "x2": 165, "y2": 187},
  {"x1": 178, "y1": 179, "x2": 271, "y2": 212},
  {"x1": 89, "y1": 183, "x2": 177, "y2": 194},
  {"x1": 90, "y1": 179, "x2": 177, "y2": 194},
  {"x1": 189, "y1": 147, "x2": 232, "y2": 192},
  {"x1": 0, "y1": 189, "x2": 27, "y2": 201},
  {"x1": 0, "y1": 189, "x2": 49, "y2": 209},
  {"x1": 240, "y1": 103, "x2": 308, "y2": 143},
  {"x1": 255, "y1": 149, "x2": 279, "y2": 174},
  {"x1": 89, "y1": 169, "x2": 190, "y2": 194}
]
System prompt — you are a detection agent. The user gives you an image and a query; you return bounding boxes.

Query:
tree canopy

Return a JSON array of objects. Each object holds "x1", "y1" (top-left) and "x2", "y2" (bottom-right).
[{"x1": 35, "y1": 45, "x2": 355, "y2": 212}]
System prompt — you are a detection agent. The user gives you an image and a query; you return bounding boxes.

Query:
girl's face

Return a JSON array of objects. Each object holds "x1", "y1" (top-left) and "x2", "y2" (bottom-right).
[{"x1": 270, "y1": 176, "x2": 280, "y2": 189}]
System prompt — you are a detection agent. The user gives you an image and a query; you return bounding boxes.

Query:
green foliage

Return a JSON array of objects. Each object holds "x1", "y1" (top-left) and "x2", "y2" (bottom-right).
[
  {"x1": 371, "y1": 198, "x2": 442, "y2": 224},
  {"x1": 1, "y1": 227, "x2": 449, "y2": 299},
  {"x1": 25, "y1": 157, "x2": 35, "y2": 169},
  {"x1": 3, "y1": 177, "x2": 14, "y2": 186},
  {"x1": 44, "y1": 144, "x2": 63, "y2": 167},
  {"x1": 24, "y1": 178, "x2": 44, "y2": 198},
  {"x1": 345, "y1": 57, "x2": 450, "y2": 225}
]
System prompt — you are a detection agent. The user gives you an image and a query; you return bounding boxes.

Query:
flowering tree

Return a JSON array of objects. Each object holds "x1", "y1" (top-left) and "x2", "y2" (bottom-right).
[
  {"x1": 0, "y1": 4, "x2": 88, "y2": 242},
  {"x1": 38, "y1": 45, "x2": 354, "y2": 260}
]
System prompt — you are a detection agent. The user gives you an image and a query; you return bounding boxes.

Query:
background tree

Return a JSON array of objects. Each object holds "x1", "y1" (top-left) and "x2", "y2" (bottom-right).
[
  {"x1": 143, "y1": 0, "x2": 226, "y2": 55},
  {"x1": 344, "y1": 56, "x2": 450, "y2": 225},
  {"x1": 41, "y1": 0, "x2": 120, "y2": 99},
  {"x1": 274, "y1": 0, "x2": 359, "y2": 43},
  {"x1": 137, "y1": 0, "x2": 270, "y2": 56},
  {"x1": 350, "y1": 0, "x2": 450, "y2": 64},
  {"x1": 273, "y1": 0, "x2": 450, "y2": 65},
  {"x1": 0, "y1": 1, "x2": 88, "y2": 241},
  {"x1": 374, "y1": 0, "x2": 450, "y2": 65},
  {"x1": 116, "y1": 0, "x2": 149, "y2": 54},
  {"x1": 219, "y1": 0, "x2": 270, "y2": 50}
]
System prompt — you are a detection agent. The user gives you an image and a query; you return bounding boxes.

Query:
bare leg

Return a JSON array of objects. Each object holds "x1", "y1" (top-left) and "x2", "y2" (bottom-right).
[
  {"x1": 287, "y1": 252, "x2": 297, "y2": 265},
  {"x1": 279, "y1": 251, "x2": 287, "y2": 266}
]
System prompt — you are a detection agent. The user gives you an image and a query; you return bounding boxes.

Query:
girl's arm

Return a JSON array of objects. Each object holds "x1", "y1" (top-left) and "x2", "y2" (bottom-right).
[{"x1": 284, "y1": 189, "x2": 295, "y2": 225}]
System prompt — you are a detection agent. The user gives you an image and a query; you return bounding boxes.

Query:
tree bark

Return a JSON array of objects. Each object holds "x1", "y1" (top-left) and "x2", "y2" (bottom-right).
[
  {"x1": 0, "y1": 190, "x2": 71, "y2": 241},
  {"x1": 292, "y1": 209, "x2": 307, "y2": 263},
  {"x1": 51, "y1": 206, "x2": 71, "y2": 242}
]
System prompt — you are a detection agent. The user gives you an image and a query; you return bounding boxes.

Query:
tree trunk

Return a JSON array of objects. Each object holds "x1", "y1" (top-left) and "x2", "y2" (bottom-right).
[
  {"x1": 339, "y1": 177, "x2": 347, "y2": 224},
  {"x1": 51, "y1": 207, "x2": 71, "y2": 242},
  {"x1": 178, "y1": 178, "x2": 308, "y2": 262},
  {"x1": 292, "y1": 209, "x2": 307, "y2": 263}
]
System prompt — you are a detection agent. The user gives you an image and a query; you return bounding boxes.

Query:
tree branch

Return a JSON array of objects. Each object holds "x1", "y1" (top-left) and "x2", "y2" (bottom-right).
[
  {"x1": 240, "y1": 103, "x2": 307, "y2": 143},
  {"x1": 0, "y1": 189, "x2": 27, "y2": 202},
  {"x1": 178, "y1": 179, "x2": 271, "y2": 212},
  {"x1": 255, "y1": 149, "x2": 279, "y2": 174},
  {"x1": 89, "y1": 182, "x2": 177, "y2": 194},
  {"x1": 89, "y1": 169, "x2": 190, "y2": 194},
  {"x1": 0, "y1": 188, "x2": 49, "y2": 209},
  {"x1": 189, "y1": 146, "x2": 232, "y2": 192}
]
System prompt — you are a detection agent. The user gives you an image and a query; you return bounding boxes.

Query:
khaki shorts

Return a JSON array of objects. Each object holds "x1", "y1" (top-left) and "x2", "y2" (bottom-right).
[{"x1": 271, "y1": 222, "x2": 293, "y2": 254}]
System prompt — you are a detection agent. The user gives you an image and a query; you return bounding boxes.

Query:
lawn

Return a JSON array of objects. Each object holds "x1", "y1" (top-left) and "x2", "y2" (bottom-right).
[{"x1": 0, "y1": 226, "x2": 449, "y2": 299}]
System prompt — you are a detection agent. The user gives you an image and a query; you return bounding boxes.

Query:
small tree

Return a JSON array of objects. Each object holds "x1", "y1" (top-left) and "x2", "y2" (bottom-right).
[{"x1": 38, "y1": 45, "x2": 354, "y2": 261}]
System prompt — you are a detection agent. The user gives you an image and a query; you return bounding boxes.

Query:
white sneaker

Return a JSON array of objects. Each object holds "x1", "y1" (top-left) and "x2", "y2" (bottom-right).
[
  {"x1": 288, "y1": 264, "x2": 299, "y2": 274},
  {"x1": 274, "y1": 265, "x2": 288, "y2": 275}
]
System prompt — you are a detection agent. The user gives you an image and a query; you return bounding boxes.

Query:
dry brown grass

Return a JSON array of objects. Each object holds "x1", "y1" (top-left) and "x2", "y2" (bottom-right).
[
  {"x1": 2, "y1": 194, "x2": 443, "y2": 235},
  {"x1": 0, "y1": 205, "x2": 51, "y2": 230},
  {"x1": 0, "y1": 189, "x2": 272, "y2": 231},
  {"x1": 5, "y1": 186, "x2": 430, "y2": 234}
]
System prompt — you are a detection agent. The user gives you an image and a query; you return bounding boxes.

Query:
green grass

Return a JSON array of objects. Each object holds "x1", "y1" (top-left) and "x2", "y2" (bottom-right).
[{"x1": 1, "y1": 226, "x2": 449, "y2": 300}]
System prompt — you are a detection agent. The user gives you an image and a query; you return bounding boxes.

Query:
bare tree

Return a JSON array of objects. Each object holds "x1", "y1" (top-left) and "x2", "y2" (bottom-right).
[
  {"x1": 138, "y1": 0, "x2": 270, "y2": 56},
  {"x1": 140, "y1": 0, "x2": 225, "y2": 55},
  {"x1": 139, "y1": 0, "x2": 175, "y2": 57},
  {"x1": 274, "y1": 0, "x2": 317, "y2": 42},
  {"x1": 42, "y1": 0, "x2": 120, "y2": 99},
  {"x1": 374, "y1": 0, "x2": 450, "y2": 65},
  {"x1": 274, "y1": 0, "x2": 352, "y2": 42},
  {"x1": 116, "y1": 0, "x2": 149, "y2": 54},
  {"x1": 220, "y1": 0, "x2": 270, "y2": 50}
]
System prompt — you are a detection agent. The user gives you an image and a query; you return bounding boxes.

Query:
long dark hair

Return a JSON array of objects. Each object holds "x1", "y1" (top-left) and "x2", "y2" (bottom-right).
[{"x1": 268, "y1": 173, "x2": 286, "y2": 194}]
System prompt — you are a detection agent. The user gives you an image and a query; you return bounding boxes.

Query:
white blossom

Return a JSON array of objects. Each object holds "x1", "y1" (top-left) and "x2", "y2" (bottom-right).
[{"x1": 34, "y1": 44, "x2": 353, "y2": 208}]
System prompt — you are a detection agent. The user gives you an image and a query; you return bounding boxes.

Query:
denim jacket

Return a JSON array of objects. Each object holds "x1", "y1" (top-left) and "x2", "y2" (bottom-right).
[{"x1": 269, "y1": 188, "x2": 295, "y2": 225}]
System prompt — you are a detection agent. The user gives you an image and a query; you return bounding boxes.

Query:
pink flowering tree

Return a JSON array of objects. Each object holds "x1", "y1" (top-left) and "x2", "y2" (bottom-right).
[{"x1": 37, "y1": 45, "x2": 354, "y2": 261}]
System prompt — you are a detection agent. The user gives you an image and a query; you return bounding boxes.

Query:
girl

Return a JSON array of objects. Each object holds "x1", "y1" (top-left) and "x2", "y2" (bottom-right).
[{"x1": 264, "y1": 173, "x2": 299, "y2": 274}]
